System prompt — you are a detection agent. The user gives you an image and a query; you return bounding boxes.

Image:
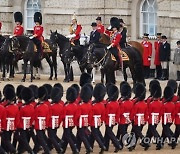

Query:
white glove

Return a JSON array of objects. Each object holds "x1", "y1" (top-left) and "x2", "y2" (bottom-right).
[
  {"x1": 9, "y1": 35, "x2": 13, "y2": 38},
  {"x1": 66, "y1": 34, "x2": 76, "y2": 39},
  {"x1": 107, "y1": 26, "x2": 112, "y2": 30},
  {"x1": 29, "y1": 36, "x2": 34, "y2": 39},
  {"x1": 107, "y1": 45, "x2": 112, "y2": 50},
  {"x1": 148, "y1": 57, "x2": 151, "y2": 61}
]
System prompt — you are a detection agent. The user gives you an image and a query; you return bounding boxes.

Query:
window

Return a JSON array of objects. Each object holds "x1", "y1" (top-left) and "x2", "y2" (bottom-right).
[
  {"x1": 140, "y1": 0, "x2": 157, "y2": 38},
  {"x1": 25, "y1": 0, "x2": 41, "y2": 32}
]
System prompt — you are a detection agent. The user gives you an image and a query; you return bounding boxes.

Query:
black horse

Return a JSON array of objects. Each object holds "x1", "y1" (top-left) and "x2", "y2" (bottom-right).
[
  {"x1": 11, "y1": 35, "x2": 58, "y2": 82},
  {"x1": 50, "y1": 31, "x2": 74, "y2": 82}
]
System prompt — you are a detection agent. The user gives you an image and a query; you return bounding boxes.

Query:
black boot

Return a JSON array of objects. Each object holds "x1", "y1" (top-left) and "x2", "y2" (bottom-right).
[
  {"x1": 160, "y1": 69, "x2": 165, "y2": 80},
  {"x1": 177, "y1": 71, "x2": 180, "y2": 81}
]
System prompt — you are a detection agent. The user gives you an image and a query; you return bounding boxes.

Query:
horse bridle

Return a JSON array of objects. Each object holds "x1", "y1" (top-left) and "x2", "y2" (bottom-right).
[{"x1": 11, "y1": 37, "x2": 20, "y2": 51}]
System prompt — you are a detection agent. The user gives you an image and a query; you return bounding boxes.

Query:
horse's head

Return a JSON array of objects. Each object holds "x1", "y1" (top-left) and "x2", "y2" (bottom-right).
[
  {"x1": 99, "y1": 34, "x2": 110, "y2": 45},
  {"x1": 50, "y1": 30, "x2": 59, "y2": 44},
  {"x1": 11, "y1": 36, "x2": 20, "y2": 50}
]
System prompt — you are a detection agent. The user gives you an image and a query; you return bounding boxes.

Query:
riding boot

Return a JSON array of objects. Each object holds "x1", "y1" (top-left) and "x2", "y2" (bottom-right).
[
  {"x1": 160, "y1": 69, "x2": 165, "y2": 80},
  {"x1": 164, "y1": 69, "x2": 169, "y2": 80}
]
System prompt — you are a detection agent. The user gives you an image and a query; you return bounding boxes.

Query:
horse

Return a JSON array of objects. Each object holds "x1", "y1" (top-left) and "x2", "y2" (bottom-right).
[
  {"x1": 89, "y1": 33, "x2": 145, "y2": 85},
  {"x1": 50, "y1": 30, "x2": 74, "y2": 82},
  {"x1": 11, "y1": 35, "x2": 58, "y2": 82}
]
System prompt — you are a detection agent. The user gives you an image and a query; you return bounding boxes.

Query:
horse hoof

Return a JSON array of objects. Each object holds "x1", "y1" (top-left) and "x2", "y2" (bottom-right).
[
  {"x1": 63, "y1": 79, "x2": 69, "y2": 83},
  {"x1": 49, "y1": 77, "x2": 52, "y2": 80},
  {"x1": 36, "y1": 77, "x2": 41, "y2": 80},
  {"x1": 54, "y1": 77, "x2": 57, "y2": 80},
  {"x1": 32, "y1": 76, "x2": 36, "y2": 80},
  {"x1": 30, "y1": 80, "x2": 33, "y2": 82},
  {"x1": 21, "y1": 79, "x2": 25, "y2": 82}
]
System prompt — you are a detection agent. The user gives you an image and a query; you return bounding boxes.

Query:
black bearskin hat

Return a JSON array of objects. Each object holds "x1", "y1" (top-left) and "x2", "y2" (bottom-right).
[
  {"x1": 151, "y1": 84, "x2": 162, "y2": 98},
  {"x1": 83, "y1": 83, "x2": 93, "y2": 92},
  {"x1": 163, "y1": 86, "x2": 174, "y2": 102},
  {"x1": 29, "y1": 85, "x2": 38, "y2": 99},
  {"x1": 120, "y1": 81, "x2": 129, "y2": 94},
  {"x1": 79, "y1": 73, "x2": 92, "y2": 87},
  {"x1": 66, "y1": 87, "x2": 78, "y2": 102},
  {"x1": 51, "y1": 87, "x2": 63, "y2": 103},
  {"x1": 4, "y1": 87, "x2": 16, "y2": 101},
  {"x1": 3, "y1": 84, "x2": 15, "y2": 95},
  {"x1": 121, "y1": 84, "x2": 132, "y2": 99},
  {"x1": 167, "y1": 79, "x2": 177, "y2": 93},
  {"x1": 34, "y1": 12, "x2": 42, "y2": 25},
  {"x1": 134, "y1": 83, "x2": 146, "y2": 100},
  {"x1": 71, "y1": 84, "x2": 80, "y2": 94},
  {"x1": 107, "y1": 84, "x2": 119, "y2": 101},
  {"x1": 16, "y1": 85, "x2": 25, "y2": 99},
  {"x1": 110, "y1": 17, "x2": 120, "y2": 30},
  {"x1": 93, "y1": 83, "x2": 106, "y2": 102},
  {"x1": 43, "y1": 84, "x2": 52, "y2": 99},
  {"x1": 38, "y1": 86, "x2": 48, "y2": 101},
  {"x1": 149, "y1": 79, "x2": 160, "y2": 91},
  {"x1": 54, "y1": 83, "x2": 64, "y2": 92},
  {"x1": 21, "y1": 87, "x2": 34, "y2": 103},
  {"x1": 80, "y1": 85, "x2": 93, "y2": 103},
  {"x1": 106, "y1": 83, "x2": 114, "y2": 93},
  {"x1": 14, "y1": 12, "x2": 23, "y2": 25}
]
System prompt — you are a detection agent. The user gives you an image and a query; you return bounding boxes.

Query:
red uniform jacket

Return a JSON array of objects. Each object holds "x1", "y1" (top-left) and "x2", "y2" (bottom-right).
[
  {"x1": 18, "y1": 104, "x2": 35, "y2": 129},
  {"x1": 74, "y1": 95, "x2": 81, "y2": 104},
  {"x1": 97, "y1": 24, "x2": 105, "y2": 34},
  {"x1": 16, "y1": 100, "x2": 23, "y2": 108},
  {"x1": 141, "y1": 41, "x2": 152, "y2": 66},
  {"x1": 1, "y1": 100, "x2": 8, "y2": 107},
  {"x1": 89, "y1": 102, "x2": 105, "y2": 127},
  {"x1": 48, "y1": 103, "x2": 64, "y2": 129},
  {"x1": 105, "y1": 29, "x2": 113, "y2": 37},
  {"x1": 33, "y1": 25, "x2": 44, "y2": 42},
  {"x1": 75, "y1": 102, "x2": 92, "y2": 127},
  {"x1": 44, "y1": 100, "x2": 51, "y2": 107},
  {"x1": 154, "y1": 41, "x2": 161, "y2": 65},
  {"x1": 4, "y1": 104, "x2": 19, "y2": 131},
  {"x1": 14, "y1": 25, "x2": 24, "y2": 36},
  {"x1": 118, "y1": 100, "x2": 134, "y2": 124},
  {"x1": 130, "y1": 101, "x2": 148, "y2": 126},
  {"x1": 62, "y1": 102, "x2": 78, "y2": 128},
  {"x1": 174, "y1": 102, "x2": 180, "y2": 125},
  {"x1": 71, "y1": 24, "x2": 82, "y2": 40},
  {"x1": 34, "y1": 103, "x2": 49, "y2": 130},
  {"x1": 161, "y1": 101, "x2": 175, "y2": 124},
  {"x1": 111, "y1": 32, "x2": 122, "y2": 49},
  {"x1": 172, "y1": 95, "x2": 179, "y2": 103},
  {"x1": 0, "y1": 105, "x2": 6, "y2": 131},
  {"x1": 147, "y1": 99, "x2": 163, "y2": 125}
]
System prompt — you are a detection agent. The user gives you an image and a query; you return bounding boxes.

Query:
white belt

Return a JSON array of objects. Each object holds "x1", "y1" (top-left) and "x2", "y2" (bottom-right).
[
  {"x1": 51, "y1": 116, "x2": 59, "y2": 129},
  {"x1": 93, "y1": 115, "x2": 101, "y2": 128},
  {"x1": 108, "y1": 114, "x2": 115, "y2": 127},
  {"x1": 151, "y1": 113, "x2": 159, "y2": 125},
  {"x1": 123, "y1": 113, "x2": 131, "y2": 123},
  {"x1": 65, "y1": 115, "x2": 73, "y2": 128},
  {"x1": 38, "y1": 117, "x2": 46, "y2": 130},
  {"x1": 177, "y1": 113, "x2": 180, "y2": 117},
  {"x1": 22, "y1": 117, "x2": 31, "y2": 130},
  {"x1": 6, "y1": 118, "x2": 15, "y2": 131},
  {"x1": 136, "y1": 114, "x2": 144, "y2": 126},
  {"x1": 79, "y1": 115, "x2": 88, "y2": 128},
  {"x1": 164, "y1": 113, "x2": 171, "y2": 125}
]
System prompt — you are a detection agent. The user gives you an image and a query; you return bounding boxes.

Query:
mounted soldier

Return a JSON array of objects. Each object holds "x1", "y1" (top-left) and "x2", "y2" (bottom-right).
[
  {"x1": 96, "y1": 16, "x2": 105, "y2": 34},
  {"x1": 119, "y1": 18, "x2": 127, "y2": 48}
]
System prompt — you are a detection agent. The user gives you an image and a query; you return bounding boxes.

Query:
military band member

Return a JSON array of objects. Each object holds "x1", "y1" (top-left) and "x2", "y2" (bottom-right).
[
  {"x1": 96, "y1": 16, "x2": 105, "y2": 34},
  {"x1": 141, "y1": 33, "x2": 152, "y2": 79},
  {"x1": 173, "y1": 41, "x2": 180, "y2": 81},
  {"x1": 119, "y1": 19, "x2": 127, "y2": 48},
  {"x1": 159, "y1": 35, "x2": 171, "y2": 80},
  {"x1": 154, "y1": 33, "x2": 162, "y2": 79}
]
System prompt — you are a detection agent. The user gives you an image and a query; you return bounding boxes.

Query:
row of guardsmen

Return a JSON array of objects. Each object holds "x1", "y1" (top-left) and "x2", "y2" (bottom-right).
[{"x1": 0, "y1": 73, "x2": 180, "y2": 154}]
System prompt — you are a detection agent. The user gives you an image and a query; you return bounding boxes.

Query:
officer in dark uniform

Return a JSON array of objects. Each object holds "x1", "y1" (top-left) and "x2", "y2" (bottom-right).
[
  {"x1": 119, "y1": 19, "x2": 127, "y2": 48},
  {"x1": 89, "y1": 22, "x2": 100, "y2": 45}
]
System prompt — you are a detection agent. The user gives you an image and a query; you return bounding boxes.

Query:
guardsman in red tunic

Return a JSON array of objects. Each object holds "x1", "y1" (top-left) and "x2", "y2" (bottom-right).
[
  {"x1": 67, "y1": 13, "x2": 82, "y2": 45},
  {"x1": 16, "y1": 85, "x2": 25, "y2": 108},
  {"x1": 48, "y1": 87, "x2": 64, "y2": 153},
  {"x1": 89, "y1": 83, "x2": 106, "y2": 153},
  {"x1": 18, "y1": 87, "x2": 35, "y2": 154},
  {"x1": 154, "y1": 33, "x2": 162, "y2": 79},
  {"x1": 141, "y1": 33, "x2": 152, "y2": 79},
  {"x1": 96, "y1": 16, "x2": 105, "y2": 34},
  {"x1": 1, "y1": 87, "x2": 19, "y2": 154},
  {"x1": 30, "y1": 12, "x2": 44, "y2": 58},
  {"x1": 33, "y1": 86, "x2": 50, "y2": 154},
  {"x1": 75, "y1": 85, "x2": 93, "y2": 153},
  {"x1": 61, "y1": 87, "x2": 79, "y2": 154},
  {"x1": 104, "y1": 84, "x2": 122, "y2": 152}
]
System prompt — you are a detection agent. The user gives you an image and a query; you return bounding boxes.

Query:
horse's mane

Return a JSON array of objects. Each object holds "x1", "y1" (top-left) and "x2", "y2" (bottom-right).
[{"x1": 56, "y1": 33, "x2": 69, "y2": 42}]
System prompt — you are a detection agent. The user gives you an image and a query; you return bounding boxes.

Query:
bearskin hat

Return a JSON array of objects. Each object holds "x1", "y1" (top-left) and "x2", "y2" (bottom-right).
[
  {"x1": 16, "y1": 85, "x2": 25, "y2": 99},
  {"x1": 163, "y1": 86, "x2": 174, "y2": 102},
  {"x1": 107, "y1": 84, "x2": 119, "y2": 101},
  {"x1": 54, "y1": 83, "x2": 64, "y2": 92},
  {"x1": 149, "y1": 79, "x2": 160, "y2": 91},
  {"x1": 66, "y1": 87, "x2": 78, "y2": 102},
  {"x1": 43, "y1": 84, "x2": 52, "y2": 99},
  {"x1": 79, "y1": 73, "x2": 92, "y2": 87},
  {"x1": 80, "y1": 85, "x2": 93, "y2": 103},
  {"x1": 34, "y1": 12, "x2": 42, "y2": 25},
  {"x1": 71, "y1": 84, "x2": 80, "y2": 94},
  {"x1": 167, "y1": 79, "x2": 177, "y2": 93},
  {"x1": 51, "y1": 87, "x2": 63, "y2": 103},
  {"x1": 4, "y1": 87, "x2": 16, "y2": 101},
  {"x1": 134, "y1": 83, "x2": 146, "y2": 100},
  {"x1": 93, "y1": 83, "x2": 106, "y2": 102},
  {"x1": 29, "y1": 85, "x2": 38, "y2": 99},
  {"x1": 110, "y1": 17, "x2": 120, "y2": 30},
  {"x1": 3, "y1": 84, "x2": 15, "y2": 95},
  {"x1": 121, "y1": 84, "x2": 132, "y2": 99},
  {"x1": 21, "y1": 87, "x2": 34, "y2": 103},
  {"x1": 38, "y1": 86, "x2": 48, "y2": 101},
  {"x1": 14, "y1": 12, "x2": 23, "y2": 25},
  {"x1": 83, "y1": 83, "x2": 93, "y2": 92},
  {"x1": 106, "y1": 83, "x2": 114, "y2": 93},
  {"x1": 120, "y1": 81, "x2": 129, "y2": 94},
  {"x1": 151, "y1": 84, "x2": 162, "y2": 98}
]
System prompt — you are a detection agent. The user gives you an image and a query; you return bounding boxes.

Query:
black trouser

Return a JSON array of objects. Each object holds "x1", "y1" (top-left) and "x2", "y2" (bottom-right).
[
  {"x1": 1, "y1": 130, "x2": 16, "y2": 153},
  {"x1": 0, "y1": 145, "x2": 6, "y2": 154},
  {"x1": 12, "y1": 129, "x2": 20, "y2": 150},
  {"x1": 161, "y1": 123, "x2": 174, "y2": 144},
  {"x1": 120, "y1": 42, "x2": 127, "y2": 49},
  {"x1": 155, "y1": 65, "x2": 162, "y2": 79},
  {"x1": 76, "y1": 127, "x2": 92, "y2": 152},
  {"x1": 109, "y1": 47, "x2": 120, "y2": 66},
  {"x1": 143, "y1": 66, "x2": 150, "y2": 78},
  {"x1": 62, "y1": 127, "x2": 78, "y2": 153},
  {"x1": 90, "y1": 126, "x2": 105, "y2": 149},
  {"x1": 47, "y1": 128, "x2": 62, "y2": 153},
  {"x1": 174, "y1": 124, "x2": 180, "y2": 142},
  {"x1": 73, "y1": 39, "x2": 80, "y2": 46},
  {"x1": 104, "y1": 125, "x2": 121, "y2": 150},
  {"x1": 32, "y1": 37, "x2": 42, "y2": 56},
  {"x1": 133, "y1": 125, "x2": 145, "y2": 147}
]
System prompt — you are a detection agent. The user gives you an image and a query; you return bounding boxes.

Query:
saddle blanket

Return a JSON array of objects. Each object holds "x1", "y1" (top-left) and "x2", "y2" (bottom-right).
[
  {"x1": 34, "y1": 41, "x2": 52, "y2": 53},
  {"x1": 111, "y1": 50, "x2": 129, "y2": 61}
]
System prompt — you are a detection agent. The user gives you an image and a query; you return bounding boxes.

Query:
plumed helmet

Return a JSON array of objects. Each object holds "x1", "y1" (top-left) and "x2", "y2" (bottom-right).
[
  {"x1": 34, "y1": 12, "x2": 42, "y2": 25},
  {"x1": 14, "y1": 12, "x2": 23, "y2": 25},
  {"x1": 21, "y1": 87, "x2": 34, "y2": 103}
]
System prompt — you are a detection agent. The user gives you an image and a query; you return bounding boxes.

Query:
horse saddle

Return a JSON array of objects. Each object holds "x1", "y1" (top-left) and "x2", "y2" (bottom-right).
[
  {"x1": 34, "y1": 41, "x2": 52, "y2": 53},
  {"x1": 111, "y1": 50, "x2": 129, "y2": 62}
]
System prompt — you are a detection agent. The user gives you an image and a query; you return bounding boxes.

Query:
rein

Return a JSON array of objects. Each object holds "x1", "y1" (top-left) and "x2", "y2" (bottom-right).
[{"x1": 94, "y1": 49, "x2": 108, "y2": 66}]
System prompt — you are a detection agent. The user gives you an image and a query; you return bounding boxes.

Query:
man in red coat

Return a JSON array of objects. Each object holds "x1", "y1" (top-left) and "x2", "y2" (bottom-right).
[
  {"x1": 141, "y1": 33, "x2": 152, "y2": 79},
  {"x1": 154, "y1": 33, "x2": 162, "y2": 79},
  {"x1": 96, "y1": 16, "x2": 105, "y2": 34}
]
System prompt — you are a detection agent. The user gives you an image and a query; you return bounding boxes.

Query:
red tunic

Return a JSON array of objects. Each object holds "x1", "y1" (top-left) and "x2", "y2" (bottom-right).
[
  {"x1": 13, "y1": 25, "x2": 24, "y2": 36},
  {"x1": 174, "y1": 102, "x2": 180, "y2": 125},
  {"x1": 111, "y1": 32, "x2": 122, "y2": 49},
  {"x1": 74, "y1": 95, "x2": 81, "y2": 104},
  {"x1": 71, "y1": 24, "x2": 82, "y2": 40},
  {"x1": 97, "y1": 24, "x2": 105, "y2": 34},
  {"x1": 33, "y1": 25, "x2": 44, "y2": 42},
  {"x1": 141, "y1": 41, "x2": 152, "y2": 66},
  {"x1": 34, "y1": 103, "x2": 49, "y2": 130},
  {"x1": 154, "y1": 41, "x2": 161, "y2": 65},
  {"x1": 48, "y1": 103, "x2": 64, "y2": 129},
  {"x1": 172, "y1": 95, "x2": 179, "y2": 103},
  {"x1": 18, "y1": 104, "x2": 35, "y2": 129},
  {"x1": 0, "y1": 105, "x2": 6, "y2": 131},
  {"x1": 16, "y1": 100, "x2": 23, "y2": 108},
  {"x1": 4, "y1": 104, "x2": 19, "y2": 131},
  {"x1": 118, "y1": 100, "x2": 134, "y2": 124},
  {"x1": 44, "y1": 100, "x2": 51, "y2": 107}
]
